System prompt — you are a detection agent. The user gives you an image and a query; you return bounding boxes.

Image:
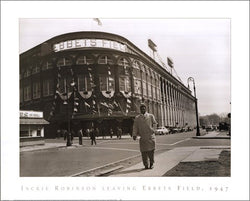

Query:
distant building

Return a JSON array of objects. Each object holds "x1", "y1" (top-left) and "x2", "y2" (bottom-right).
[
  {"x1": 20, "y1": 31, "x2": 196, "y2": 138},
  {"x1": 20, "y1": 110, "x2": 49, "y2": 146}
]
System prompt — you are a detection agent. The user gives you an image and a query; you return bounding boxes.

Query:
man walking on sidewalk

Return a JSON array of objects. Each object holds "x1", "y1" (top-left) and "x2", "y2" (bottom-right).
[{"x1": 132, "y1": 103, "x2": 157, "y2": 169}]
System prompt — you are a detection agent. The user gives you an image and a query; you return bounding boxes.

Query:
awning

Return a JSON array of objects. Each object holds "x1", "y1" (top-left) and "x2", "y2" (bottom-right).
[{"x1": 20, "y1": 118, "x2": 50, "y2": 125}]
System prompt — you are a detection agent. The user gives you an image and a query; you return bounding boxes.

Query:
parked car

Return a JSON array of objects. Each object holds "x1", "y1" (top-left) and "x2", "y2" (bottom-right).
[
  {"x1": 169, "y1": 127, "x2": 179, "y2": 134},
  {"x1": 155, "y1": 127, "x2": 169, "y2": 135}
]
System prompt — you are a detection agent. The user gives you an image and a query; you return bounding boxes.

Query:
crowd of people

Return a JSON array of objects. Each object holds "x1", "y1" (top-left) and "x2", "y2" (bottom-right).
[{"x1": 56, "y1": 126, "x2": 124, "y2": 146}]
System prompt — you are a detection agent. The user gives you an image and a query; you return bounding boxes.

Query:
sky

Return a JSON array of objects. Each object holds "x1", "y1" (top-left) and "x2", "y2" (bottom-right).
[{"x1": 19, "y1": 18, "x2": 231, "y2": 116}]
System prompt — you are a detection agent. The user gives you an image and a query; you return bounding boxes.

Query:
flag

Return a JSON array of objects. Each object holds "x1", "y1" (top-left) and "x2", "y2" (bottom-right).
[
  {"x1": 100, "y1": 102, "x2": 109, "y2": 108},
  {"x1": 167, "y1": 57, "x2": 174, "y2": 68},
  {"x1": 93, "y1": 18, "x2": 102, "y2": 26},
  {"x1": 113, "y1": 101, "x2": 119, "y2": 108},
  {"x1": 84, "y1": 102, "x2": 91, "y2": 108}
]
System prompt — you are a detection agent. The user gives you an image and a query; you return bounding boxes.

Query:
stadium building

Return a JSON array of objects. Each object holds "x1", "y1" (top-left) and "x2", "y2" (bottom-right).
[{"x1": 20, "y1": 31, "x2": 196, "y2": 138}]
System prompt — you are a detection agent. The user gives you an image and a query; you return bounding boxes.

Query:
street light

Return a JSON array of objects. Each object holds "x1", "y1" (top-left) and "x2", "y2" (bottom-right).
[
  {"x1": 63, "y1": 80, "x2": 76, "y2": 146},
  {"x1": 187, "y1": 77, "x2": 200, "y2": 136}
]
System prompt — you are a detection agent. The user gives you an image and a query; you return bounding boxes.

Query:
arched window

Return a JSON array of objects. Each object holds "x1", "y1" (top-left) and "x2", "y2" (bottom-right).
[
  {"x1": 98, "y1": 55, "x2": 114, "y2": 65},
  {"x1": 78, "y1": 74, "x2": 92, "y2": 91},
  {"x1": 42, "y1": 60, "x2": 53, "y2": 70},
  {"x1": 58, "y1": 76, "x2": 73, "y2": 94},
  {"x1": 146, "y1": 67, "x2": 152, "y2": 98},
  {"x1": 118, "y1": 57, "x2": 130, "y2": 69},
  {"x1": 56, "y1": 57, "x2": 72, "y2": 67},
  {"x1": 23, "y1": 69, "x2": 31, "y2": 78},
  {"x1": 43, "y1": 79, "x2": 54, "y2": 96},
  {"x1": 32, "y1": 64, "x2": 40, "y2": 74},
  {"x1": 76, "y1": 55, "x2": 94, "y2": 65},
  {"x1": 119, "y1": 76, "x2": 131, "y2": 93},
  {"x1": 23, "y1": 84, "x2": 31, "y2": 101},
  {"x1": 99, "y1": 75, "x2": 115, "y2": 92},
  {"x1": 132, "y1": 60, "x2": 142, "y2": 95},
  {"x1": 32, "y1": 81, "x2": 41, "y2": 99},
  {"x1": 151, "y1": 71, "x2": 156, "y2": 100},
  {"x1": 141, "y1": 65, "x2": 147, "y2": 97},
  {"x1": 132, "y1": 60, "x2": 140, "y2": 70}
]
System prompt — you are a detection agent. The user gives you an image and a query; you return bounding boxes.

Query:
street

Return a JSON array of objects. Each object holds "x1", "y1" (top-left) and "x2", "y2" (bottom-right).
[{"x1": 20, "y1": 131, "x2": 230, "y2": 177}]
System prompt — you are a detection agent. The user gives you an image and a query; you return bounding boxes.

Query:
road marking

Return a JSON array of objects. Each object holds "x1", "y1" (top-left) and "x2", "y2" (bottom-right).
[
  {"x1": 85, "y1": 146, "x2": 140, "y2": 152},
  {"x1": 97, "y1": 142, "x2": 138, "y2": 145},
  {"x1": 97, "y1": 140, "x2": 112, "y2": 144},
  {"x1": 157, "y1": 138, "x2": 191, "y2": 146}
]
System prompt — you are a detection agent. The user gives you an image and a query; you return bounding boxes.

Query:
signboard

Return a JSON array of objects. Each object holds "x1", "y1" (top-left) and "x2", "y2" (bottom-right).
[
  {"x1": 148, "y1": 39, "x2": 157, "y2": 51},
  {"x1": 20, "y1": 110, "x2": 43, "y2": 118},
  {"x1": 53, "y1": 39, "x2": 128, "y2": 53}
]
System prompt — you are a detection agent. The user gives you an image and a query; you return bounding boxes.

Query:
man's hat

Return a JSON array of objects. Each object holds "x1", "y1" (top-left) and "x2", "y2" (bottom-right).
[{"x1": 140, "y1": 102, "x2": 147, "y2": 108}]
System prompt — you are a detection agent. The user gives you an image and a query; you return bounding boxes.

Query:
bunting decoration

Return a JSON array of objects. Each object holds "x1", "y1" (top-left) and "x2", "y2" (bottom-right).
[
  {"x1": 48, "y1": 67, "x2": 62, "y2": 120},
  {"x1": 87, "y1": 66, "x2": 98, "y2": 115},
  {"x1": 101, "y1": 65, "x2": 115, "y2": 98},
  {"x1": 126, "y1": 98, "x2": 131, "y2": 114}
]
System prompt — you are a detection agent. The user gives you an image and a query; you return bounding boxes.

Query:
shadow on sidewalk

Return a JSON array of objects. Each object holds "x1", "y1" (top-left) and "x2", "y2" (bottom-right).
[{"x1": 110, "y1": 167, "x2": 145, "y2": 176}]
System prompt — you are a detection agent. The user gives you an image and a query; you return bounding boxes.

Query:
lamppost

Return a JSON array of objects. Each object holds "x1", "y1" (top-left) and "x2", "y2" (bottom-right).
[
  {"x1": 63, "y1": 80, "x2": 76, "y2": 146},
  {"x1": 188, "y1": 77, "x2": 200, "y2": 136}
]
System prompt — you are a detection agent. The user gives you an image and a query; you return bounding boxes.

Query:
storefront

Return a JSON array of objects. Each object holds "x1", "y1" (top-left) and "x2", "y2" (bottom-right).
[{"x1": 20, "y1": 110, "x2": 49, "y2": 147}]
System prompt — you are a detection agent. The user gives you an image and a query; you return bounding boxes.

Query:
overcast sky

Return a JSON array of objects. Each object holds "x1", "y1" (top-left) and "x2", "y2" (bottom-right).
[{"x1": 19, "y1": 18, "x2": 231, "y2": 116}]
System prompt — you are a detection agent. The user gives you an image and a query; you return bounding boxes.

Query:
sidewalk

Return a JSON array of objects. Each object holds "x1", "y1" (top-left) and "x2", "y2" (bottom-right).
[
  {"x1": 109, "y1": 145, "x2": 230, "y2": 177},
  {"x1": 108, "y1": 131, "x2": 231, "y2": 177},
  {"x1": 193, "y1": 131, "x2": 230, "y2": 139},
  {"x1": 20, "y1": 135, "x2": 132, "y2": 152}
]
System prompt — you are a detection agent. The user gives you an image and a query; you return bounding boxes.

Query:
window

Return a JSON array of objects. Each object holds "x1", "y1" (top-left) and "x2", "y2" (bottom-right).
[
  {"x1": 43, "y1": 79, "x2": 54, "y2": 96},
  {"x1": 23, "y1": 69, "x2": 31, "y2": 78},
  {"x1": 148, "y1": 83, "x2": 152, "y2": 98},
  {"x1": 157, "y1": 87, "x2": 161, "y2": 101},
  {"x1": 98, "y1": 56, "x2": 114, "y2": 65},
  {"x1": 58, "y1": 77, "x2": 73, "y2": 94},
  {"x1": 152, "y1": 86, "x2": 156, "y2": 99},
  {"x1": 20, "y1": 130, "x2": 29, "y2": 137},
  {"x1": 134, "y1": 78, "x2": 142, "y2": 94},
  {"x1": 118, "y1": 58, "x2": 130, "y2": 68},
  {"x1": 37, "y1": 129, "x2": 41, "y2": 136},
  {"x1": 20, "y1": 87, "x2": 23, "y2": 103},
  {"x1": 32, "y1": 65, "x2": 40, "y2": 74},
  {"x1": 24, "y1": 85, "x2": 31, "y2": 101},
  {"x1": 99, "y1": 75, "x2": 115, "y2": 91},
  {"x1": 56, "y1": 57, "x2": 72, "y2": 67},
  {"x1": 76, "y1": 55, "x2": 94, "y2": 65},
  {"x1": 78, "y1": 75, "x2": 92, "y2": 91},
  {"x1": 142, "y1": 81, "x2": 147, "y2": 96},
  {"x1": 132, "y1": 60, "x2": 140, "y2": 70},
  {"x1": 119, "y1": 76, "x2": 131, "y2": 92},
  {"x1": 42, "y1": 60, "x2": 53, "y2": 70},
  {"x1": 33, "y1": 82, "x2": 41, "y2": 99}
]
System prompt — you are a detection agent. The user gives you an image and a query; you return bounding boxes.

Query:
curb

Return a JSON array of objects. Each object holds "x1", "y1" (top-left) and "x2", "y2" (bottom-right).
[{"x1": 192, "y1": 136, "x2": 230, "y2": 139}]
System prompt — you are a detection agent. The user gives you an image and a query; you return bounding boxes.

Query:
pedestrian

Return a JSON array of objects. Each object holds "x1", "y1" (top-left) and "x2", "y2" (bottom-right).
[
  {"x1": 70, "y1": 129, "x2": 75, "y2": 143},
  {"x1": 56, "y1": 129, "x2": 61, "y2": 139},
  {"x1": 110, "y1": 128, "x2": 113, "y2": 138},
  {"x1": 117, "y1": 127, "x2": 122, "y2": 139},
  {"x1": 78, "y1": 128, "x2": 83, "y2": 145},
  {"x1": 90, "y1": 127, "x2": 96, "y2": 145},
  {"x1": 132, "y1": 103, "x2": 157, "y2": 169}
]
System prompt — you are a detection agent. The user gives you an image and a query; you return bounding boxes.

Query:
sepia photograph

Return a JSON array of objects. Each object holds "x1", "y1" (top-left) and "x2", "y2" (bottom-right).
[
  {"x1": 1, "y1": 1, "x2": 249, "y2": 201},
  {"x1": 19, "y1": 18, "x2": 231, "y2": 178}
]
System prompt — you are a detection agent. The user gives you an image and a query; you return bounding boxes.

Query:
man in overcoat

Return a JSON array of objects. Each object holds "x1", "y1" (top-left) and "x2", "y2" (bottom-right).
[{"x1": 132, "y1": 103, "x2": 157, "y2": 169}]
